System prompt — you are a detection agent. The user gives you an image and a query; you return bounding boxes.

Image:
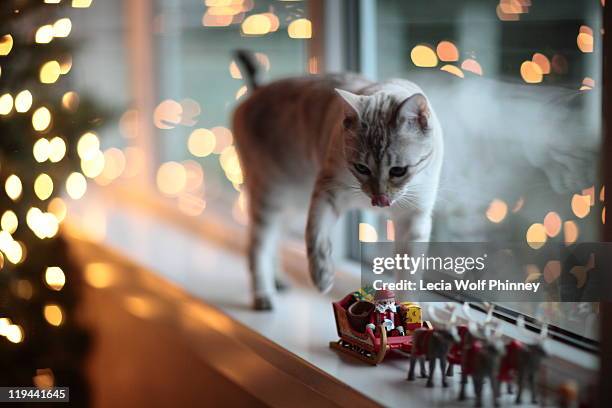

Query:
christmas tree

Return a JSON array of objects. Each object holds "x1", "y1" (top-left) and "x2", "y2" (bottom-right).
[{"x1": 0, "y1": 0, "x2": 104, "y2": 403}]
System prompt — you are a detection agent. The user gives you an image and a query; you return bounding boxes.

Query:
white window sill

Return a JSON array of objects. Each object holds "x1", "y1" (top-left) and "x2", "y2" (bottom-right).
[{"x1": 65, "y1": 186, "x2": 598, "y2": 406}]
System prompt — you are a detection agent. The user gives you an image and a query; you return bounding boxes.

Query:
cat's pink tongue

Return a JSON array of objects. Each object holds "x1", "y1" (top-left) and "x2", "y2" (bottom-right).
[{"x1": 371, "y1": 195, "x2": 390, "y2": 207}]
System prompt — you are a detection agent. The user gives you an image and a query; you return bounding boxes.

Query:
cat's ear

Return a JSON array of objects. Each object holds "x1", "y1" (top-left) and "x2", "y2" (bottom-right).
[
  {"x1": 335, "y1": 88, "x2": 363, "y2": 130},
  {"x1": 397, "y1": 93, "x2": 430, "y2": 131}
]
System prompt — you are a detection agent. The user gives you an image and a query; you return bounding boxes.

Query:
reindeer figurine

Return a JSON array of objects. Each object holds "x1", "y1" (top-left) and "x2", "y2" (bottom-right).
[
  {"x1": 459, "y1": 304, "x2": 505, "y2": 408},
  {"x1": 407, "y1": 304, "x2": 460, "y2": 388},
  {"x1": 446, "y1": 303, "x2": 494, "y2": 378},
  {"x1": 498, "y1": 316, "x2": 548, "y2": 405}
]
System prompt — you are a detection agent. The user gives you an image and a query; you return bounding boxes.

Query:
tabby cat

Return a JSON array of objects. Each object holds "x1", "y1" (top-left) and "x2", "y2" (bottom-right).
[{"x1": 233, "y1": 51, "x2": 443, "y2": 310}]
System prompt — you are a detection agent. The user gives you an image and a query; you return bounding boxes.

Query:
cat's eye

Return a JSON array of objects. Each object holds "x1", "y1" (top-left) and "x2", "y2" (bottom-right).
[
  {"x1": 354, "y1": 163, "x2": 371, "y2": 175},
  {"x1": 389, "y1": 166, "x2": 408, "y2": 178}
]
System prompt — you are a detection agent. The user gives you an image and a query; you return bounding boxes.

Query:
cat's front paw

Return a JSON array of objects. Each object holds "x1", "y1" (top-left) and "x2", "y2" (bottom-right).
[
  {"x1": 253, "y1": 295, "x2": 273, "y2": 311},
  {"x1": 313, "y1": 270, "x2": 333, "y2": 293},
  {"x1": 307, "y1": 236, "x2": 335, "y2": 292},
  {"x1": 309, "y1": 254, "x2": 334, "y2": 293}
]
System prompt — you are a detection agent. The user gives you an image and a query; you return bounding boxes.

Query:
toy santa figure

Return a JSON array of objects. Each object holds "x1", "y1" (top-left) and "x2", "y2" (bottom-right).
[{"x1": 366, "y1": 289, "x2": 405, "y2": 335}]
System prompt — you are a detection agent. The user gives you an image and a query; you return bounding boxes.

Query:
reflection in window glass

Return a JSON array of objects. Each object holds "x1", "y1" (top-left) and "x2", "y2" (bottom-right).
[{"x1": 375, "y1": 0, "x2": 602, "y2": 339}]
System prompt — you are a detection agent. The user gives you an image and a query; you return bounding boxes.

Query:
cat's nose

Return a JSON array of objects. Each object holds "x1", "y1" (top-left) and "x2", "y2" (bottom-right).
[{"x1": 371, "y1": 194, "x2": 390, "y2": 207}]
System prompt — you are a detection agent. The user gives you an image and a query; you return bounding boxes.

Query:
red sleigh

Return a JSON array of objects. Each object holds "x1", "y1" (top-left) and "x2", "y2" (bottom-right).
[{"x1": 329, "y1": 293, "x2": 431, "y2": 365}]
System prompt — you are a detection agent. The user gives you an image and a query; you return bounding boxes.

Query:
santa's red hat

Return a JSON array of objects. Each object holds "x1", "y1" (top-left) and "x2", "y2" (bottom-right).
[{"x1": 374, "y1": 289, "x2": 395, "y2": 301}]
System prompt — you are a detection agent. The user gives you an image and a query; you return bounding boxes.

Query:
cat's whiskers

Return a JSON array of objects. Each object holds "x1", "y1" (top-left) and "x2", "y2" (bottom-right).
[{"x1": 395, "y1": 195, "x2": 424, "y2": 212}]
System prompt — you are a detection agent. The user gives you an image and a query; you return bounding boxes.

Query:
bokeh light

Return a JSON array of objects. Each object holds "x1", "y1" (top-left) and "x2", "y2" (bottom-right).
[
  {"x1": 45, "y1": 267, "x2": 66, "y2": 291},
  {"x1": 211, "y1": 126, "x2": 233, "y2": 153},
  {"x1": 33, "y1": 369, "x2": 55, "y2": 389},
  {"x1": 15, "y1": 90, "x2": 33, "y2": 113},
  {"x1": 202, "y1": 12, "x2": 233, "y2": 27},
  {"x1": 1, "y1": 210, "x2": 18, "y2": 234},
  {"x1": 32, "y1": 107, "x2": 52, "y2": 131},
  {"x1": 512, "y1": 197, "x2": 525, "y2": 213},
  {"x1": 255, "y1": 52, "x2": 271, "y2": 70},
  {"x1": 571, "y1": 194, "x2": 590, "y2": 218},
  {"x1": 242, "y1": 14, "x2": 271, "y2": 36},
  {"x1": 486, "y1": 199, "x2": 507, "y2": 223},
  {"x1": 52, "y1": 18, "x2": 72, "y2": 38},
  {"x1": 386, "y1": 220, "x2": 395, "y2": 241},
  {"x1": 496, "y1": 4, "x2": 520, "y2": 21},
  {"x1": 531, "y1": 53, "x2": 550, "y2": 74},
  {"x1": 157, "y1": 162, "x2": 187, "y2": 196},
  {"x1": 34, "y1": 173, "x2": 54, "y2": 201},
  {"x1": 5, "y1": 175, "x2": 22, "y2": 201},
  {"x1": 179, "y1": 99, "x2": 201, "y2": 126},
  {"x1": 59, "y1": 55, "x2": 72, "y2": 75},
  {"x1": 235, "y1": 85, "x2": 247, "y2": 100},
  {"x1": 229, "y1": 61, "x2": 242, "y2": 79},
  {"x1": 577, "y1": 25, "x2": 594, "y2": 53},
  {"x1": 520, "y1": 61, "x2": 543, "y2": 84},
  {"x1": 40, "y1": 61, "x2": 61, "y2": 84},
  {"x1": 411, "y1": 45, "x2": 438, "y2": 68},
  {"x1": 2, "y1": 238, "x2": 23, "y2": 264},
  {"x1": 48, "y1": 137, "x2": 66, "y2": 162},
  {"x1": 188, "y1": 128, "x2": 216, "y2": 157},
  {"x1": 26, "y1": 207, "x2": 59, "y2": 239},
  {"x1": 359, "y1": 223, "x2": 378, "y2": 242},
  {"x1": 461, "y1": 59, "x2": 483, "y2": 75},
  {"x1": 96, "y1": 148, "x2": 126, "y2": 185},
  {"x1": 0, "y1": 35, "x2": 13, "y2": 56},
  {"x1": 43, "y1": 304, "x2": 63, "y2": 326},
  {"x1": 66, "y1": 172, "x2": 87, "y2": 200},
  {"x1": 0, "y1": 93, "x2": 13, "y2": 115},
  {"x1": 77, "y1": 132, "x2": 100, "y2": 160},
  {"x1": 582, "y1": 185, "x2": 595, "y2": 205},
  {"x1": 33, "y1": 138, "x2": 50, "y2": 162},
  {"x1": 287, "y1": 18, "x2": 312, "y2": 39},
  {"x1": 154, "y1": 99, "x2": 182, "y2": 130},
  {"x1": 436, "y1": 41, "x2": 459, "y2": 62},
  {"x1": 61, "y1": 91, "x2": 79, "y2": 112},
  {"x1": 81, "y1": 150, "x2": 105, "y2": 178},
  {"x1": 4, "y1": 324, "x2": 23, "y2": 343},
  {"x1": 543, "y1": 211, "x2": 562, "y2": 237},
  {"x1": 263, "y1": 13, "x2": 279, "y2": 32},
  {"x1": 564, "y1": 220, "x2": 579, "y2": 245},
  {"x1": 219, "y1": 146, "x2": 243, "y2": 185},
  {"x1": 526, "y1": 223, "x2": 547, "y2": 249},
  {"x1": 72, "y1": 0, "x2": 93, "y2": 8},
  {"x1": 440, "y1": 64, "x2": 464, "y2": 78},
  {"x1": 84, "y1": 262, "x2": 116, "y2": 289},
  {"x1": 580, "y1": 77, "x2": 595, "y2": 91}
]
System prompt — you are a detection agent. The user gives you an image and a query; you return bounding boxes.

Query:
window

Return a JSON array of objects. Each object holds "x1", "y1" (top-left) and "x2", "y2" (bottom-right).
[{"x1": 358, "y1": 0, "x2": 602, "y2": 342}]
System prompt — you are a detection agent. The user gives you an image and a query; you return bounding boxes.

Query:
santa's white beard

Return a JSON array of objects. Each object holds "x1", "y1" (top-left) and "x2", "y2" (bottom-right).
[{"x1": 375, "y1": 303, "x2": 396, "y2": 313}]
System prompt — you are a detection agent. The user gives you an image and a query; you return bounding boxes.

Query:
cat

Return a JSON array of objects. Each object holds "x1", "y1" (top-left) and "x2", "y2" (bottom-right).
[{"x1": 232, "y1": 50, "x2": 443, "y2": 310}]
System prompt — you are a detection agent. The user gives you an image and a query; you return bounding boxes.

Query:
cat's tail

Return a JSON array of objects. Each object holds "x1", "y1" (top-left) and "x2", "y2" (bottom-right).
[{"x1": 234, "y1": 49, "x2": 260, "y2": 92}]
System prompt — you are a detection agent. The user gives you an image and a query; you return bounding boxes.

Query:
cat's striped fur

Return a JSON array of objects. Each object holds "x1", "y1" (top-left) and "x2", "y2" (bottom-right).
[{"x1": 233, "y1": 51, "x2": 443, "y2": 310}]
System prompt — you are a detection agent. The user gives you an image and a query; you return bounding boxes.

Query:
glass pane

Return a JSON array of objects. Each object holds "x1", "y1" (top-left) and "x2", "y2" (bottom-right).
[
  {"x1": 374, "y1": 0, "x2": 602, "y2": 339},
  {"x1": 152, "y1": 0, "x2": 309, "y2": 220}
]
